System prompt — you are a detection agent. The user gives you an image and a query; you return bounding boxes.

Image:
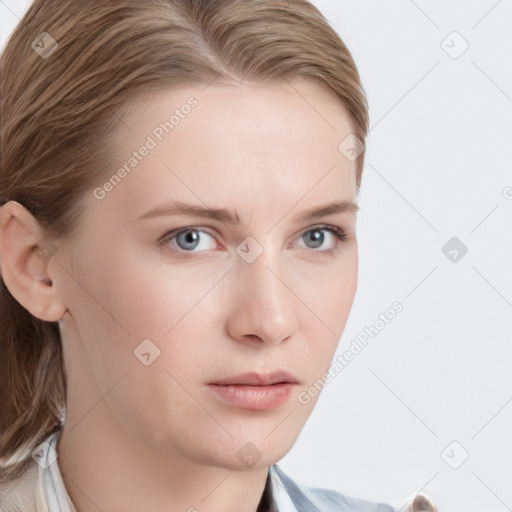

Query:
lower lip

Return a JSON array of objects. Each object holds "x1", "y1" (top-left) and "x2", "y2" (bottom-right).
[{"x1": 208, "y1": 383, "x2": 295, "y2": 410}]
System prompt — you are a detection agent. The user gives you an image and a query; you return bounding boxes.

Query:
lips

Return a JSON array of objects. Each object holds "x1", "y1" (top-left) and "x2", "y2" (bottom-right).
[
  {"x1": 207, "y1": 371, "x2": 300, "y2": 410},
  {"x1": 211, "y1": 370, "x2": 300, "y2": 386}
]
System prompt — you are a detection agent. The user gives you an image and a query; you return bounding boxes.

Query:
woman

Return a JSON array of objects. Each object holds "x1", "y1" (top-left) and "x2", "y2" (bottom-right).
[{"x1": 0, "y1": 0, "x2": 408, "y2": 510}]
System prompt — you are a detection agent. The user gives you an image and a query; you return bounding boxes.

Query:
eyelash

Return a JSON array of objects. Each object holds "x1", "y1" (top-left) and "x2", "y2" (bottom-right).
[{"x1": 158, "y1": 224, "x2": 348, "y2": 256}]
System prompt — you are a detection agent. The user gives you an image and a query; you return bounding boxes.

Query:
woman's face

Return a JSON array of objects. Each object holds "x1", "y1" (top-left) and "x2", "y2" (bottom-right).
[{"x1": 53, "y1": 80, "x2": 359, "y2": 470}]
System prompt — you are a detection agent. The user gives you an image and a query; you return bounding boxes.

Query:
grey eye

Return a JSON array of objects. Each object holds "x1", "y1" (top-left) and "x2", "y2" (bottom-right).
[
  {"x1": 170, "y1": 228, "x2": 216, "y2": 252},
  {"x1": 303, "y1": 229, "x2": 325, "y2": 249},
  {"x1": 176, "y1": 229, "x2": 201, "y2": 250}
]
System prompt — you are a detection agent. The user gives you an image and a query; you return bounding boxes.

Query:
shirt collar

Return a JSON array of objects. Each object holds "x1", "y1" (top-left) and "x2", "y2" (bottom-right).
[{"x1": 260, "y1": 465, "x2": 302, "y2": 512}]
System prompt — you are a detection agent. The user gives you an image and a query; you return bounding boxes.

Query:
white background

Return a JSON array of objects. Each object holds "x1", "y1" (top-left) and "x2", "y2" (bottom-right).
[{"x1": 1, "y1": 1, "x2": 511, "y2": 511}]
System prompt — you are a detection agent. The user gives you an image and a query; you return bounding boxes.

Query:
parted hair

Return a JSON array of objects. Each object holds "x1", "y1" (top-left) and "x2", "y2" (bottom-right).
[{"x1": 0, "y1": 0, "x2": 369, "y2": 482}]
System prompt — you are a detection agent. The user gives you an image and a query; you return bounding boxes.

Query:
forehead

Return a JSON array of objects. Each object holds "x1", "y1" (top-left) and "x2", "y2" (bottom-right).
[{"x1": 88, "y1": 81, "x2": 357, "y2": 228}]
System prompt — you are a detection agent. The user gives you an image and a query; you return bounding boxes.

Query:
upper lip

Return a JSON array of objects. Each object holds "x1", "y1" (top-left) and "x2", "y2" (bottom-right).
[{"x1": 211, "y1": 371, "x2": 300, "y2": 386}]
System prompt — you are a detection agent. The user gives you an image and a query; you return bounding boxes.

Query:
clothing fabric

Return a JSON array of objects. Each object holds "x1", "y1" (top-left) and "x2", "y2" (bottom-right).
[{"x1": 1, "y1": 429, "x2": 395, "y2": 511}]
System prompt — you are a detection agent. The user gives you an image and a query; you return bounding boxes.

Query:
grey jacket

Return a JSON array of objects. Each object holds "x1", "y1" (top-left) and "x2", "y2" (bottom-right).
[{"x1": 0, "y1": 431, "x2": 396, "y2": 512}]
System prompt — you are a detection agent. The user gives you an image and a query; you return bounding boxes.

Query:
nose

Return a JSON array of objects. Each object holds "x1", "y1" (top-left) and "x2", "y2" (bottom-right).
[{"x1": 224, "y1": 245, "x2": 299, "y2": 347}]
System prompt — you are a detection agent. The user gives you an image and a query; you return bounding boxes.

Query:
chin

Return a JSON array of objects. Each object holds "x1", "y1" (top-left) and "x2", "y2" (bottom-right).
[{"x1": 191, "y1": 432, "x2": 297, "y2": 471}]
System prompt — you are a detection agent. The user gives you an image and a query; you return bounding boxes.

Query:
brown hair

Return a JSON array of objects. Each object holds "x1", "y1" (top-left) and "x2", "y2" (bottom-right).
[{"x1": 0, "y1": 0, "x2": 369, "y2": 482}]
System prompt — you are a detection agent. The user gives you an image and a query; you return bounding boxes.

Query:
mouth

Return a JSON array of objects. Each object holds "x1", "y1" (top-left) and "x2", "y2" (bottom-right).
[
  {"x1": 208, "y1": 371, "x2": 300, "y2": 410},
  {"x1": 210, "y1": 371, "x2": 300, "y2": 387}
]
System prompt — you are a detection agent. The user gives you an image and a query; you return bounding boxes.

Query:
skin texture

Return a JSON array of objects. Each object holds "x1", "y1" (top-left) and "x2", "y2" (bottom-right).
[{"x1": 1, "y1": 80, "x2": 359, "y2": 512}]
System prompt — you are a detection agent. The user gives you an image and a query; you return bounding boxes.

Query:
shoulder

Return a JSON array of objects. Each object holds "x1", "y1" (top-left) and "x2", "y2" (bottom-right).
[
  {"x1": 0, "y1": 459, "x2": 44, "y2": 512},
  {"x1": 0, "y1": 430, "x2": 64, "y2": 512},
  {"x1": 269, "y1": 464, "x2": 396, "y2": 512}
]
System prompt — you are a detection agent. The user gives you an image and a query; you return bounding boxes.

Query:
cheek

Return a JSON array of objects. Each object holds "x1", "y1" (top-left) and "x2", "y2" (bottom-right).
[
  {"x1": 303, "y1": 249, "x2": 358, "y2": 326},
  {"x1": 299, "y1": 251, "x2": 358, "y2": 367},
  {"x1": 108, "y1": 263, "x2": 219, "y2": 341},
  {"x1": 96, "y1": 258, "x2": 226, "y2": 384}
]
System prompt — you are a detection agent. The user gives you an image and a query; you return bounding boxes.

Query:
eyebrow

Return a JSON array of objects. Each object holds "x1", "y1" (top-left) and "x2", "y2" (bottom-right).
[{"x1": 138, "y1": 199, "x2": 359, "y2": 225}]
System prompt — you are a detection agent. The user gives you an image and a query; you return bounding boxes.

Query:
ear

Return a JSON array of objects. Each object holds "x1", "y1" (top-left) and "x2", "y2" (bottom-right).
[{"x1": 0, "y1": 201, "x2": 66, "y2": 322}]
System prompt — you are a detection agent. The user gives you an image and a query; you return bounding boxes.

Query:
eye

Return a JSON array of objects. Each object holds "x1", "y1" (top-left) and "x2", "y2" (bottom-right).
[
  {"x1": 159, "y1": 224, "x2": 348, "y2": 255},
  {"x1": 297, "y1": 225, "x2": 348, "y2": 252},
  {"x1": 160, "y1": 227, "x2": 217, "y2": 252}
]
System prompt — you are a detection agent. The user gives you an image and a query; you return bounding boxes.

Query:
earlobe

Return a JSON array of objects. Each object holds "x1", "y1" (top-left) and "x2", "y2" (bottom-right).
[{"x1": 0, "y1": 201, "x2": 66, "y2": 322}]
